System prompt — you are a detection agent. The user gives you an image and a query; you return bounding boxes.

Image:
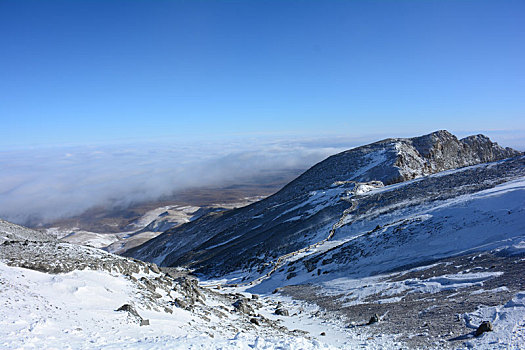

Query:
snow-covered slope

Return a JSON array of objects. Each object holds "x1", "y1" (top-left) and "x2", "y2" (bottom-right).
[
  {"x1": 125, "y1": 131, "x2": 522, "y2": 278},
  {"x1": 0, "y1": 260, "x2": 347, "y2": 349},
  {"x1": 0, "y1": 219, "x2": 54, "y2": 243},
  {"x1": 2, "y1": 130, "x2": 524, "y2": 349},
  {"x1": 52, "y1": 201, "x2": 262, "y2": 254},
  {"x1": 0, "y1": 233, "x2": 350, "y2": 349},
  {"x1": 250, "y1": 171, "x2": 525, "y2": 292},
  {"x1": 121, "y1": 131, "x2": 524, "y2": 349}
]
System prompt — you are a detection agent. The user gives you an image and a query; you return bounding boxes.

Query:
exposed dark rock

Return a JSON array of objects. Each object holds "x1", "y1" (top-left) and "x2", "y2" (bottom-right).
[
  {"x1": 275, "y1": 308, "x2": 289, "y2": 316},
  {"x1": 116, "y1": 304, "x2": 139, "y2": 316},
  {"x1": 475, "y1": 321, "x2": 493, "y2": 337},
  {"x1": 368, "y1": 314, "x2": 379, "y2": 325}
]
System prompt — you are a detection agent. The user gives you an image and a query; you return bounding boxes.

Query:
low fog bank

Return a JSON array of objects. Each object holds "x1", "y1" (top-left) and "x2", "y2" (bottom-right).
[
  {"x1": 3, "y1": 130, "x2": 519, "y2": 227},
  {"x1": 0, "y1": 137, "x2": 354, "y2": 226}
]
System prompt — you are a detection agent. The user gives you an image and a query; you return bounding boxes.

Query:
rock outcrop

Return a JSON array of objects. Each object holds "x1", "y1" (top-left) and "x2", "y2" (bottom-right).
[{"x1": 277, "y1": 130, "x2": 521, "y2": 193}]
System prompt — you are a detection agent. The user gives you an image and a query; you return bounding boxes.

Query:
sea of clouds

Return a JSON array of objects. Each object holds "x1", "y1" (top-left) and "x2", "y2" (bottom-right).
[
  {"x1": 0, "y1": 136, "x2": 361, "y2": 226},
  {"x1": 3, "y1": 129, "x2": 521, "y2": 227}
]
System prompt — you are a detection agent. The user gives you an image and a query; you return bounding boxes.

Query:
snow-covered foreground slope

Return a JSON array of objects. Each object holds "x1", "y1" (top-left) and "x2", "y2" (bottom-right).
[
  {"x1": 0, "y1": 261, "x2": 343, "y2": 349},
  {"x1": 0, "y1": 237, "x2": 408, "y2": 349}
]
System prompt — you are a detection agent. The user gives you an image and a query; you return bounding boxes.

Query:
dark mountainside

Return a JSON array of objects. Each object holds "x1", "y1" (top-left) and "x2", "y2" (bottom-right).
[{"x1": 124, "y1": 130, "x2": 522, "y2": 278}]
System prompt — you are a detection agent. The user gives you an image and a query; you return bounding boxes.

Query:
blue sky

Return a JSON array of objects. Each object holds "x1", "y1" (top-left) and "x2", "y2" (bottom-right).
[{"x1": 1, "y1": 0, "x2": 524, "y2": 149}]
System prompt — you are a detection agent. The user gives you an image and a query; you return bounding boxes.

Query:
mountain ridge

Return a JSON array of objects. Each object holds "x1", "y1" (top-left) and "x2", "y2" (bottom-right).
[{"x1": 124, "y1": 130, "x2": 522, "y2": 277}]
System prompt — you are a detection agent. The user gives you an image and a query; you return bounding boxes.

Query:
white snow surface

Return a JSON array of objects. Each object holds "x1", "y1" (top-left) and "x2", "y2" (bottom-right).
[
  {"x1": 0, "y1": 261, "x2": 342, "y2": 350},
  {"x1": 243, "y1": 177, "x2": 525, "y2": 295},
  {"x1": 320, "y1": 267, "x2": 504, "y2": 307},
  {"x1": 460, "y1": 292, "x2": 525, "y2": 349}
]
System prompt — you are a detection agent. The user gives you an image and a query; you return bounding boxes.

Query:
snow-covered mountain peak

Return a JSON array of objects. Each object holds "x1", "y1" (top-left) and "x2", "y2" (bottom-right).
[
  {"x1": 272, "y1": 130, "x2": 520, "y2": 200},
  {"x1": 125, "y1": 131, "x2": 522, "y2": 278}
]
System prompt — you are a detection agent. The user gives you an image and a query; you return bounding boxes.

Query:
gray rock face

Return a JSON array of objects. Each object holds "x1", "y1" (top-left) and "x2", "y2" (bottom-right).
[
  {"x1": 278, "y1": 130, "x2": 521, "y2": 192},
  {"x1": 124, "y1": 131, "x2": 522, "y2": 278}
]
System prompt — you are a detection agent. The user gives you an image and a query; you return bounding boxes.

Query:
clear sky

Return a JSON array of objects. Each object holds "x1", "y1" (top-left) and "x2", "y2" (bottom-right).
[{"x1": 1, "y1": 0, "x2": 524, "y2": 149}]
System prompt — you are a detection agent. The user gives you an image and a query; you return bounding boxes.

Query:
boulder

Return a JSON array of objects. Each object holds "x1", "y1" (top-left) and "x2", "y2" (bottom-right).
[
  {"x1": 367, "y1": 313, "x2": 379, "y2": 325},
  {"x1": 150, "y1": 263, "x2": 161, "y2": 274},
  {"x1": 475, "y1": 321, "x2": 493, "y2": 337},
  {"x1": 116, "y1": 304, "x2": 149, "y2": 326},
  {"x1": 233, "y1": 299, "x2": 254, "y2": 315},
  {"x1": 275, "y1": 308, "x2": 289, "y2": 316},
  {"x1": 174, "y1": 298, "x2": 188, "y2": 310}
]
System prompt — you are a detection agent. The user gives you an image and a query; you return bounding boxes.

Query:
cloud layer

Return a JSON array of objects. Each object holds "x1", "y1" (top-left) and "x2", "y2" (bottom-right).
[
  {"x1": 4, "y1": 129, "x2": 519, "y2": 227},
  {"x1": 0, "y1": 137, "x2": 353, "y2": 226}
]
